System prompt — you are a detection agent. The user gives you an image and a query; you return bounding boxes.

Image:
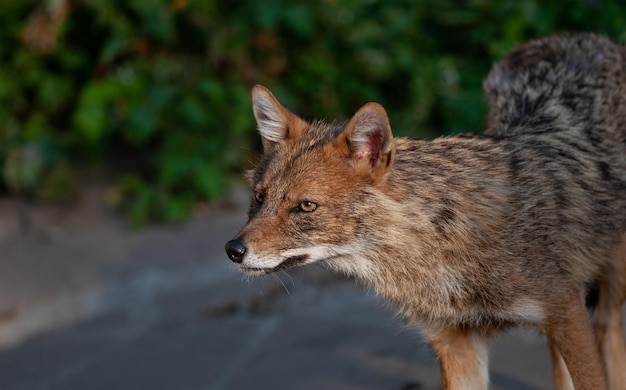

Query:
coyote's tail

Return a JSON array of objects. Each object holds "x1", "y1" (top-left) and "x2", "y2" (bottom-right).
[{"x1": 483, "y1": 32, "x2": 626, "y2": 142}]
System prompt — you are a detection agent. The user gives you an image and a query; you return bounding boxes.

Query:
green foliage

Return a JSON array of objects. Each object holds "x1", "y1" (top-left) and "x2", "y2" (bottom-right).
[{"x1": 1, "y1": 0, "x2": 625, "y2": 224}]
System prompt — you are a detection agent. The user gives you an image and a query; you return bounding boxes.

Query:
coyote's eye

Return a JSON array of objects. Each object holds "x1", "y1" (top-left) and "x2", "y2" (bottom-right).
[
  {"x1": 298, "y1": 201, "x2": 318, "y2": 212},
  {"x1": 255, "y1": 191, "x2": 266, "y2": 203}
]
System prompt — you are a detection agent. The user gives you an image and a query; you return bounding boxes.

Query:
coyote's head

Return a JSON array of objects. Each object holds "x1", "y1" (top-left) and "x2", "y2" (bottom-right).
[{"x1": 225, "y1": 85, "x2": 396, "y2": 277}]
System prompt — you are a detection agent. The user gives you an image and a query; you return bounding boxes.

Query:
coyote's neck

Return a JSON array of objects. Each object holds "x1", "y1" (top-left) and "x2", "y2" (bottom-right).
[{"x1": 333, "y1": 135, "x2": 519, "y2": 327}]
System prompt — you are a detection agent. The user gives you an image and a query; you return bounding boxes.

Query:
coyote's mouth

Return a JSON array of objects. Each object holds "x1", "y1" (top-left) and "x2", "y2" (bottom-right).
[{"x1": 238, "y1": 254, "x2": 310, "y2": 276}]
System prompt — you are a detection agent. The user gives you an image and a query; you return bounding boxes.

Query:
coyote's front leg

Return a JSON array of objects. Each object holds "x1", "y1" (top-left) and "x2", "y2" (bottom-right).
[{"x1": 428, "y1": 328, "x2": 490, "y2": 390}]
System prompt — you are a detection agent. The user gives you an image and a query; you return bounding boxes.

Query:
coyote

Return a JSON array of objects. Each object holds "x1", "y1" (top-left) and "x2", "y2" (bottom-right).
[{"x1": 225, "y1": 33, "x2": 626, "y2": 389}]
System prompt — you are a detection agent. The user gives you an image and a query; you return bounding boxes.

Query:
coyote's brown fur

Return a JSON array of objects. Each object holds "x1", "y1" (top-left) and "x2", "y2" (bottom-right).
[{"x1": 226, "y1": 33, "x2": 626, "y2": 389}]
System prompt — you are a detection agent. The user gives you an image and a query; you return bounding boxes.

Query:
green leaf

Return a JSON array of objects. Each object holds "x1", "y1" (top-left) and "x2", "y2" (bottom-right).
[
  {"x1": 128, "y1": 186, "x2": 155, "y2": 227},
  {"x1": 72, "y1": 80, "x2": 123, "y2": 142},
  {"x1": 159, "y1": 194, "x2": 192, "y2": 223},
  {"x1": 176, "y1": 96, "x2": 210, "y2": 128}
]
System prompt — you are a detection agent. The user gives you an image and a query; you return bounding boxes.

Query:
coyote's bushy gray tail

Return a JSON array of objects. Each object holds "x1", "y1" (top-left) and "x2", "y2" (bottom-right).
[{"x1": 484, "y1": 32, "x2": 626, "y2": 142}]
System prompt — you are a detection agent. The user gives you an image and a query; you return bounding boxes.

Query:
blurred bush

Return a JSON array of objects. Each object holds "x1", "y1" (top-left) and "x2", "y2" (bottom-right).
[{"x1": 1, "y1": 0, "x2": 625, "y2": 224}]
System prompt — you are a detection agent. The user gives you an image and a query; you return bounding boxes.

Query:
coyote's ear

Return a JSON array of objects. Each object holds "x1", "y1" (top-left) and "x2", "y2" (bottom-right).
[
  {"x1": 251, "y1": 85, "x2": 307, "y2": 154},
  {"x1": 337, "y1": 102, "x2": 396, "y2": 182}
]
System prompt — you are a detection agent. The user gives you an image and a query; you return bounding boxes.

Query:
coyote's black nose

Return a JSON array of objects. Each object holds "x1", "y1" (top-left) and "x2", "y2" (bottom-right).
[{"x1": 225, "y1": 239, "x2": 247, "y2": 263}]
